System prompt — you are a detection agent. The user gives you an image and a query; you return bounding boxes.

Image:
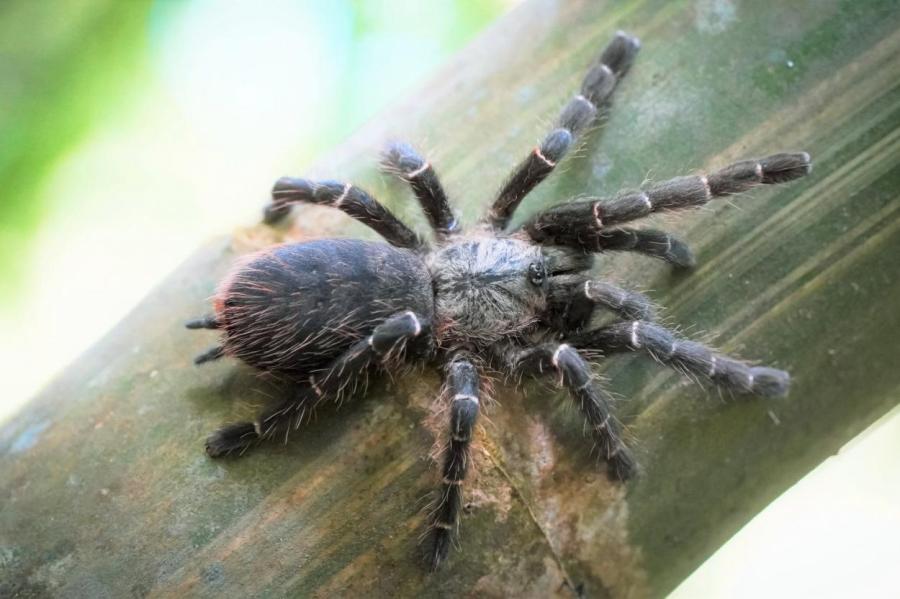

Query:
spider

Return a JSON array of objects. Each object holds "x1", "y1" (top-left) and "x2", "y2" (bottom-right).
[{"x1": 187, "y1": 31, "x2": 811, "y2": 570}]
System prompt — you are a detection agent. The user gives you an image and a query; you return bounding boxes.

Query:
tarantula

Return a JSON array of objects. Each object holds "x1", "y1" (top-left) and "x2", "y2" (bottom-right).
[{"x1": 187, "y1": 32, "x2": 811, "y2": 569}]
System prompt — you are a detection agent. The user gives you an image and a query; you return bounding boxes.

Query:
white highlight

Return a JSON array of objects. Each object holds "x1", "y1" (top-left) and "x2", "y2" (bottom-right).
[
  {"x1": 454, "y1": 393, "x2": 479, "y2": 405},
  {"x1": 552, "y1": 344, "x2": 570, "y2": 368},
  {"x1": 333, "y1": 183, "x2": 352, "y2": 208},
  {"x1": 574, "y1": 94, "x2": 593, "y2": 108},
  {"x1": 630, "y1": 321, "x2": 641, "y2": 348},
  {"x1": 593, "y1": 201, "x2": 603, "y2": 228},
  {"x1": 534, "y1": 146, "x2": 556, "y2": 167},
  {"x1": 575, "y1": 380, "x2": 593, "y2": 392},
  {"x1": 639, "y1": 191, "x2": 652, "y2": 211},
  {"x1": 597, "y1": 413, "x2": 611, "y2": 430},
  {"x1": 755, "y1": 161, "x2": 764, "y2": 180},
  {"x1": 709, "y1": 356, "x2": 717, "y2": 377},
  {"x1": 583, "y1": 280, "x2": 593, "y2": 299},
  {"x1": 404, "y1": 311, "x2": 422, "y2": 336},
  {"x1": 700, "y1": 175, "x2": 712, "y2": 199},
  {"x1": 406, "y1": 161, "x2": 430, "y2": 179}
]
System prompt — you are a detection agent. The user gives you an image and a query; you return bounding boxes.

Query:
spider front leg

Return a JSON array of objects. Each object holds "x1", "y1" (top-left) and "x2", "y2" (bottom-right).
[
  {"x1": 546, "y1": 274, "x2": 658, "y2": 331},
  {"x1": 428, "y1": 356, "x2": 480, "y2": 570},
  {"x1": 381, "y1": 142, "x2": 460, "y2": 239},
  {"x1": 205, "y1": 311, "x2": 433, "y2": 457},
  {"x1": 585, "y1": 227, "x2": 696, "y2": 268},
  {"x1": 263, "y1": 178, "x2": 424, "y2": 250},
  {"x1": 501, "y1": 342, "x2": 637, "y2": 480},
  {"x1": 568, "y1": 320, "x2": 789, "y2": 397},
  {"x1": 523, "y1": 153, "x2": 811, "y2": 264},
  {"x1": 488, "y1": 31, "x2": 640, "y2": 230}
]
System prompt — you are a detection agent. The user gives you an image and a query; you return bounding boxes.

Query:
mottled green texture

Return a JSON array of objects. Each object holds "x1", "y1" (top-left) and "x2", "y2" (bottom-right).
[
  {"x1": 2, "y1": 0, "x2": 899, "y2": 597},
  {"x1": 0, "y1": 0, "x2": 152, "y2": 302}
]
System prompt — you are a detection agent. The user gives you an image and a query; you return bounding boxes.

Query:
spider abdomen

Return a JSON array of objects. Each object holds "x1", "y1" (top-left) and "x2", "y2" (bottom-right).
[{"x1": 217, "y1": 239, "x2": 434, "y2": 378}]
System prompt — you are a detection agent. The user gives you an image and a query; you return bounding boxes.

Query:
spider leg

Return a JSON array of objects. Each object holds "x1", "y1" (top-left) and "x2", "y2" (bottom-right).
[
  {"x1": 205, "y1": 311, "x2": 433, "y2": 457},
  {"x1": 428, "y1": 355, "x2": 480, "y2": 571},
  {"x1": 523, "y1": 153, "x2": 812, "y2": 249},
  {"x1": 264, "y1": 178, "x2": 424, "y2": 250},
  {"x1": 381, "y1": 142, "x2": 460, "y2": 239},
  {"x1": 567, "y1": 320, "x2": 789, "y2": 397},
  {"x1": 546, "y1": 274, "x2": 657, "y2": 332},
  {"x1": 487, "y1": 31, "x2": 640, "y2": 230},
  {"x1": 550, "y1": 226, "x2": 697, "y2": 268},
  {"x1": 205, "y1": 391, "x2": 312, "y2": 457},
  {"x1": 499, "y1": 342, "x2": 637, "y2": 480}
]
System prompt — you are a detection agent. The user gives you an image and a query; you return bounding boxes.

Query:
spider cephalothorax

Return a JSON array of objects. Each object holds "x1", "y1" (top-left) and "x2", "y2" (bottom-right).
[{"x1": 187, "y1": 32, "x2": 811, "y2": 569}]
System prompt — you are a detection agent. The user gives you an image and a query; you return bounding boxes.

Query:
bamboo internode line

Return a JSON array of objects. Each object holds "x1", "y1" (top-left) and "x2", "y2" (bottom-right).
[{"x1": 2, "y1": 0, "x2": 899, "y2": 596}]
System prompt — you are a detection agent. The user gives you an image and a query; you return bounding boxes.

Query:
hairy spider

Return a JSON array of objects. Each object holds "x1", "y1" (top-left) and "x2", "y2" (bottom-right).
[{"x1": 187, "y1": 32, "x2": 811, "y2": 570}]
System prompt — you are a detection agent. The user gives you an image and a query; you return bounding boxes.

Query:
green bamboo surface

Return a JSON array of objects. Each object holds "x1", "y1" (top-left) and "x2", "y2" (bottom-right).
[{"x1": 2, "y1": 0, "x2": 899, "y2": 597}]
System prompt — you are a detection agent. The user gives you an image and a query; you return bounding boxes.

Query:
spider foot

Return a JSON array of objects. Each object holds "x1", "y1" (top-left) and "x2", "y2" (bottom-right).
[
  {"x1": 606, "y1": 446, "x2": 639, "y2": 481},
  {"x1": 427, "y1": 527, "x2": 452, "y2": 571},
  {"x1": 205, "y1": 422, "x2": 258, "y2": 457}
]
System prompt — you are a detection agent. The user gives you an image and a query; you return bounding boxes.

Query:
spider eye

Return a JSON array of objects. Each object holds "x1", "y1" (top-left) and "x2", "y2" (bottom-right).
[{"x1": 528, "y1": 262, "x2": 546, "y2": 286}]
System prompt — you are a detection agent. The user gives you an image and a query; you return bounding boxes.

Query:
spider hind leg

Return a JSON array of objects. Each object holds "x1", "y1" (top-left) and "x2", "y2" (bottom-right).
[
  {"x1": 205, "y1": 311, "x2": 433, "y2": 457},
  {"x1": 194, "y1": 345, "x2": 224, "y2": 365}
]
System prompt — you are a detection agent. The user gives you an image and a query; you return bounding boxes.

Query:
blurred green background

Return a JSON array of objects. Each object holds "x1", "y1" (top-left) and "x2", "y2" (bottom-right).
[
  {"x1": 0, "y1": 0, "x2": 516, "y2": 421},
  {"x1": 1, "y1": 1, "x2": 897, "y2": 597}
]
